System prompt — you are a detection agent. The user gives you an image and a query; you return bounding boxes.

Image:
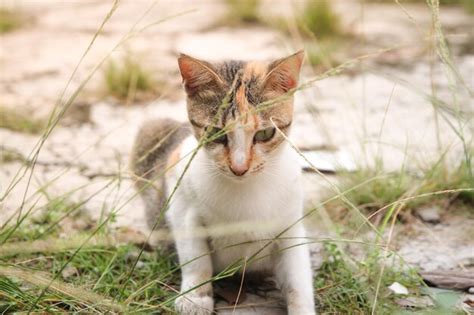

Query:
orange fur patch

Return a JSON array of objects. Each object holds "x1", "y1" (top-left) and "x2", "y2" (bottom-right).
[
  {"x1": 244, "y1": 61, "x2": 267, "y2": 80},
  {"x1": 236, "y1": 83, "x2": 248, "y2": 117},
  {"x1": 166, "y1": 142, "x2": 184, "y2": 176}
]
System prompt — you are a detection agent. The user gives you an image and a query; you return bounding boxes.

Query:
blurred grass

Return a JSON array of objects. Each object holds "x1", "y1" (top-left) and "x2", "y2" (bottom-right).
[
  {"x1": 0, "y1": 0, "x2": 473, "y2": 313},
  {"x1": 271, "y1": 0, "x2": 342, "y2": 39},
  {"x1": 213, "y1": 0, "x2": 263, "y2": 29},
  {"x1": 0, "y1": 147, "x2": 23, "y2": 164},
  {"x1": 368, "y1": 0, "x2": 474, "y2": 14},
  {"x1": 103, "y1": 55, "x2": 161, "y2": 103},
  {"x1": 305, "y1": 40, "x2": 347, "y2": 71},
  {"x1": 296, "y1": 0, "x2": 341, "y2": 39},
  {"x1": 223, "y1": 0, "x2": 261, "y2": 25},
  {"x1": 444, "y1": 0, "x2": 474, "y2": 13},
  {"x1": 267, "y1": 0, "x2": 345, "y2": 71},
  {"x1": 0, "y1": 8, "x2": 24, "y2": 33},
  {"x1": 0, "y1": 106, "x2": 45, "y2": 134}
]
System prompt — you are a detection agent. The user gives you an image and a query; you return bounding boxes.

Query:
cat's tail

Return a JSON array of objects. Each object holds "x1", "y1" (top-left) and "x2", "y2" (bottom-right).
[{"x1": 130, "y1": 119, "x2": 190, "y2": 229}]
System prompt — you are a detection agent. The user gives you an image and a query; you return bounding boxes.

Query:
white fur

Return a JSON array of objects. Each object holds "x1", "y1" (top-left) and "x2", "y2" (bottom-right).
[
  {"x1": 229, "y1": 124, "x2": 249, "y2": 172},
  {"x1": 166, "y1": 136, "x2": 316, "y2": 315}
]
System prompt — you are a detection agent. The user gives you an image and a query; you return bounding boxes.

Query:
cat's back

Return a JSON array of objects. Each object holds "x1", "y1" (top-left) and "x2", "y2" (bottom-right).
[
  {"x1": 130, "y1": 119, "x2": 190, "y2": 227},
  {"x1": 131, "y1": 119, "x2": 190, "y2": 179}
]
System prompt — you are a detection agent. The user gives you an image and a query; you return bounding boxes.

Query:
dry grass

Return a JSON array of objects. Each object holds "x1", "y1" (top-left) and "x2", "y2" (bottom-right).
[{"x1": 0, "y1": 0, "x2": 473, "y2": 314}]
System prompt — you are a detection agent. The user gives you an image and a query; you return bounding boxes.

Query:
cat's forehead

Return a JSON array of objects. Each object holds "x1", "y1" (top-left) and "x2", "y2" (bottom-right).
[
  {"x1": 216, "y1": 61, "x2": 270, "y2": 125},
  {"x1": 215, "y1": 60, "x2": 268, "y2": 85},
  {"x1": 215, "y1": 60, "x2": 245, "y2": 84}
]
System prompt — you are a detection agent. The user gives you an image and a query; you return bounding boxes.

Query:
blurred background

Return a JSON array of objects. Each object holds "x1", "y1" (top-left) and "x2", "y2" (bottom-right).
[{"x1": 0, "y1": 0, "x2": 473, "y2": 313}]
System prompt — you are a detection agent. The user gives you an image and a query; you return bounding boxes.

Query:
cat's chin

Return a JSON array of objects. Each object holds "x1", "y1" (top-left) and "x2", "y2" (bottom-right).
[
  {"x1": 220, "y1": 171, "x2": 248, "y2": 182},
  {"x1": 213, "y1": 167, "x2": 250, "y2": 182},
  {"x1": 217, "y1": 168, "x2": 266, "y2": 182}
]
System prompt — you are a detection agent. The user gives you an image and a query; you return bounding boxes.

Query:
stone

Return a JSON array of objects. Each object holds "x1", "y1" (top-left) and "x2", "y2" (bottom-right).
[
  {"x1": 415, "y1": 206, "x2": 441, "y2": 224},
  {"x1": 61, "y1": 265, "x2": 79, "y2": 279},
  {"x1": 395, "y1": 296, "x2": 434, "y2": 308},
  {"x1": 389, "y1": 282, "x2": 409, "y2": 295},
  {"x1": 60, "y1": 101, "x2": 92, "y2": 127}
]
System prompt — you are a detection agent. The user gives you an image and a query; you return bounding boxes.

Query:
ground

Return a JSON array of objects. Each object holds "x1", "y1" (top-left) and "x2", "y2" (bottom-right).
[{"x1": 0, "y1": 0, "x2": 473, "y2": 314}]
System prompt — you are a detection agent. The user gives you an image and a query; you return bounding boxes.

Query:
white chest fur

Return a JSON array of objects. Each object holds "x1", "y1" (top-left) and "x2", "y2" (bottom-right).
[{"x1": 166, "y1": 137, "x2": 304, "y2": 272}]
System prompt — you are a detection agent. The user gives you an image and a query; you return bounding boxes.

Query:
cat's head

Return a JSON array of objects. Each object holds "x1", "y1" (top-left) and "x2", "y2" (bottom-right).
[{"x1": 178, "y1": 51, "x2": 304, "y2": 179}]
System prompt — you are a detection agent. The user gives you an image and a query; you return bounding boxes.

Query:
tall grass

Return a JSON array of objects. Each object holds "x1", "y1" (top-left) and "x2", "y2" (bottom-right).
[
  {"x1": 0, "y1": 0, "x2": 473, "y2": 314},
  {"x1": 0, "y1": 1, "x2": 193, "y2": 312}
]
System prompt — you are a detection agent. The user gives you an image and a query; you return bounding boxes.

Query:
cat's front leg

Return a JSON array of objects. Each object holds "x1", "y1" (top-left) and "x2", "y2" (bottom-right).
[
  {"x1": 168, "y1": 205, "x2": 214, "y2": 315},
  {"x1": 275, "y1": 224, "x2": 316, "y2": 315}
]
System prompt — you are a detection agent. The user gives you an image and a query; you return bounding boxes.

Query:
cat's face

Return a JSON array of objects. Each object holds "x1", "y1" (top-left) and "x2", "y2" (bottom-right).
[{"x1": 178, "y1": 51, "x2": 304, "y2": 179}]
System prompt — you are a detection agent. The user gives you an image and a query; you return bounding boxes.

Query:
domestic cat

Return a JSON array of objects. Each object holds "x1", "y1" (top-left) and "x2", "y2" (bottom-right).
[{"x1": 130, "y1": 51, "x2": 316, "y2": 314}]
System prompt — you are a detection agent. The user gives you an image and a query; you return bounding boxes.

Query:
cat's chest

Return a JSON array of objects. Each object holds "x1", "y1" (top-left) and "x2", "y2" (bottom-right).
[
  {"x1": 210, "y1": 232, "x2": 276, "y2": 272},
  {"x1": 175, "y1": 145, "x2": 304, "y2": 224},
  {"x1": 190, "y1": 171, "x2": 301, "y2": 225}
]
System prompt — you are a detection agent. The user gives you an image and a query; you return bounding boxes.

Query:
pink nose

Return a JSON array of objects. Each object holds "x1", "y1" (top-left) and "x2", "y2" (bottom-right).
[{"x1": 230, "y1": 164, "x2": 249, "y2": 176}]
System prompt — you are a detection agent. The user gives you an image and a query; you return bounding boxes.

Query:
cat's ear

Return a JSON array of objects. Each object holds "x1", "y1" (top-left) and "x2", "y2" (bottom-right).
[
  {"x1": 263, "y1": 50, "x2": 304, "y2": 94},
  {"x1": 178, "y1": 54, "x2": 224, "y2": 97}
]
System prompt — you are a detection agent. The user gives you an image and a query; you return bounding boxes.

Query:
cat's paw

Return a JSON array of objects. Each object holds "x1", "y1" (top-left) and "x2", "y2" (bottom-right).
[{"x1": 175, "y1": 293, "x2": 214, "y2": 315}]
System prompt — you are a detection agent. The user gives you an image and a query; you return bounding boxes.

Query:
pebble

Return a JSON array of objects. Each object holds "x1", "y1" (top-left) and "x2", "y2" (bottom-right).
[
  {"x1": 389, "y1": 282, "x2": 409, "y2": 295},
  {"x1": 415, "y1": 206, "x2": 441, "y2": 224},
  {"x1": 61, "y1": 265, "x2": 79, "y2": 279}
]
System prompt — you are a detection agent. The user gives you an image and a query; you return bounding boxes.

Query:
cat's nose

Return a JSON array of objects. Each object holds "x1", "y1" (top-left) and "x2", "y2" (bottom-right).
[
  {"x1": 230, "y1": 164, "x2": 248, "y2": 176},
  {"x1": 229, "y1": 147, "x2": 250, "y2": 176}
]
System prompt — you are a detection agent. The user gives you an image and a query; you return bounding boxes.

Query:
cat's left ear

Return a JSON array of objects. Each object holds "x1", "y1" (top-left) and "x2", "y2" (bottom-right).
[{"x1": 263, "y1": 50, "x2": 304, "y2": 94}]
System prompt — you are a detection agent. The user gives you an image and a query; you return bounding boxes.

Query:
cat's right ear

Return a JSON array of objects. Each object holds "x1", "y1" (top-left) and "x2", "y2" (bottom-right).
[
  {"x1": 263, "y1": 50, "x2": 304, "y2": 94},
  {"x1": 178, "y1": 54, "x2": 224, "y2": 97}
]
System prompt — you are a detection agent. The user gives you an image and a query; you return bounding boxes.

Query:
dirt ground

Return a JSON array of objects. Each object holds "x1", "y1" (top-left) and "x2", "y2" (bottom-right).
[{"x1": 1, "y1": 0, "x2": 473, "y2": 313}]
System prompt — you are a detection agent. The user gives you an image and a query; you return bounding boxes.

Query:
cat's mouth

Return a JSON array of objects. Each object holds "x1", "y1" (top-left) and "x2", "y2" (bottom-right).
[
  {"x1": 226, "y1": 169, "x2": 249, "y2": 180},
  {"x1": 215, "y1": 162, "x2": 265, "y2": 180},
  {"x1": 214, "y1": 166, "x2": 249, "y2": 181},
  {"x1": 217, "y1": 166, "x2": 265, "y2": 181},
  {"x1": 229, "y1": 167, "x2": 248, "y2": 177}
]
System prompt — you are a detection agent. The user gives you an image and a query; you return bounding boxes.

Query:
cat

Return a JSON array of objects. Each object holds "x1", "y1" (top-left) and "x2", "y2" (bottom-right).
[{"x1": 130, "y1": 51, "x2": 316, "y2": 315}]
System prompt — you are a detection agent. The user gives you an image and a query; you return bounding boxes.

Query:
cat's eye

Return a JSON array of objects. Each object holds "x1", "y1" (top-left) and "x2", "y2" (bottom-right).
[
  {"x1": 206, "y1": 126, "x2": 227, "y2": 144},
  {"x1": 254, "y1": 127, "x2": 276, "y2": 143}
]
